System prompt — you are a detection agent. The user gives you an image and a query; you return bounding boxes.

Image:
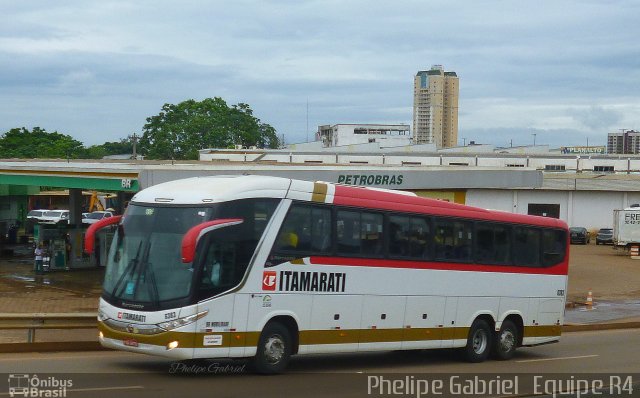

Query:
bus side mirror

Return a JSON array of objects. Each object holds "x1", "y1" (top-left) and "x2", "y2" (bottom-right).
[
  {"x1": 181, "y1": 219, "x2": 244, "y2": 263},
  {"x1": 84, "y1": 215, "x2": 122, "y2": 254}
]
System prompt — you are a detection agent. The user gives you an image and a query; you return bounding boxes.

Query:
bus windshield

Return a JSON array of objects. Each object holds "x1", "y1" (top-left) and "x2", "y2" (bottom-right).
[{"x1": 103, "y1": 199, "x2": 279, "y2": 310}]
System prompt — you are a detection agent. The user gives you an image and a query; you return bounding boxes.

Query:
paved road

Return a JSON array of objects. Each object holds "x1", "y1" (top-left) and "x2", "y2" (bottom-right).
[{"x1": 0, "y1": 329, "x2": 638, "y2": 398}]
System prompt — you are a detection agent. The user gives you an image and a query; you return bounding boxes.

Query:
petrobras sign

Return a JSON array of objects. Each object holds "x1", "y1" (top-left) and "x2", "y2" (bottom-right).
[{"x1": 337, "y1": 174, "x2": 404, "y2": 186}]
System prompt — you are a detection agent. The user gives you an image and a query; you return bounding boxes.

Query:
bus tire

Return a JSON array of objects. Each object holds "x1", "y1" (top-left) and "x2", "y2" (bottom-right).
[
  {"x1": 492, "y1": 320, "x2": 518, "y2": 360},
  {"x1": 251, "y1": 322, "x2": 292, "y2": 374},
  {"x1": 463, "y1": 319, "x2": 492, "y2": 363}
]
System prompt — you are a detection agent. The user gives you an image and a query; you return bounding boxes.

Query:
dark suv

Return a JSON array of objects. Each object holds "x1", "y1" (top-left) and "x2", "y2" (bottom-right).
[
  {"x1": 596, "y1": 228, "x2": 613, "y2": 245},
  {"x1": 570, "y1": 227, "x2": 590, "y2": 244}
]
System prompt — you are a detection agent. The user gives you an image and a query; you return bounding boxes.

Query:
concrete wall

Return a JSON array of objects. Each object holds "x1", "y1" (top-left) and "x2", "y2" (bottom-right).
[{"x1": 466, "y1": 189, "x2": 640, "y2": 229}]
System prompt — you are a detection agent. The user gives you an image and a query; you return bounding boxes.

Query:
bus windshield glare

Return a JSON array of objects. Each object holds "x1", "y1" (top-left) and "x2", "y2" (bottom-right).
[
  {"x1": 102, "y1": 199, "x2": 279, "y2": 310},
  {"x1": 103, "y1": 205, "x2": 214, "y2": 307}
]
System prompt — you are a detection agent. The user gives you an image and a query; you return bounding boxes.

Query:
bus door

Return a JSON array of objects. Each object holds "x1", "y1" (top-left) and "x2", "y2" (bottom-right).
[{"x1": 190, "y1": 222, "x2": 248, "y2": 358}]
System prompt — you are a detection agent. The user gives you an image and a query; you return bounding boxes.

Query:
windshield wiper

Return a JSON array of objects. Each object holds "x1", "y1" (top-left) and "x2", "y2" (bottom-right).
[{"x1": 111, "y1": 240, "x2": 144, "y2": 298}]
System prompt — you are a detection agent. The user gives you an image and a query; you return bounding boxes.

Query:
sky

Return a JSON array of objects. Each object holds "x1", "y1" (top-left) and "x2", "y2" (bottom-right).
[{"x1": 1, "y1": 0, "x2": 639, "y2": 148}]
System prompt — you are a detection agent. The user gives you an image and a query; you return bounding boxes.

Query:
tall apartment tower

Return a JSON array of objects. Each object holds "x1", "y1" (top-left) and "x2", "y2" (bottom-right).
[
  {"x1": 607, "y1": 130, "x2": 640, "y2": 154},
  {"x1": 413, "y1": 65, "x2": 459, "y2": 147}
]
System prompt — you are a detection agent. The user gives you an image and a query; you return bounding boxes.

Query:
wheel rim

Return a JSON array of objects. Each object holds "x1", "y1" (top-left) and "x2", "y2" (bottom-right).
[
  {"x1": 472, "y1": 329, "x2": 488, "y2": 354},
  {"x1": 263, "y1": 334, "x2": 285, "y2": 364},
  {"x1": 499, "y1": 330, "x2": 515, "y2": 353}
]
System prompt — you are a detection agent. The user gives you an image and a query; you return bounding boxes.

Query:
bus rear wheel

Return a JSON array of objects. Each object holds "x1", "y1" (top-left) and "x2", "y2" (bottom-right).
[
  {"x1": 463, "y1": 319, "x2": 492, "y2": 363},
  {"x1": 251, "y1": 322, "x2": 292, "y2": 374},
  {"x1": 492, "y1": 320, "x2": 518, "y2": 360}
]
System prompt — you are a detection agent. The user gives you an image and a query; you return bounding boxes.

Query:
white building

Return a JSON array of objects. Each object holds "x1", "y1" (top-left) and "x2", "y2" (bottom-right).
[{"x1": 317, "y1": 124, "x2": 411, "y2": 148}]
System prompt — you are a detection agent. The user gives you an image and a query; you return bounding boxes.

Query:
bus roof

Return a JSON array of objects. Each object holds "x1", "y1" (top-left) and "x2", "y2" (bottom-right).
[
  {"x1": 131, "y1": 175, "x2": 567, "y2": 230},
  {"x1": 130, "y1": 175, "x2": 293, "y2": 204}
]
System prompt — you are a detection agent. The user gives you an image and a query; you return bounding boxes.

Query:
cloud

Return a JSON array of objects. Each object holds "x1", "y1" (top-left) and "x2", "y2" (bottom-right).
[
  {"x1": 566, "y1": 106, "x2": 623, "y2": 131},
  {"x1": 1, "y1": 0, "x2": 640, "y2": 146}
]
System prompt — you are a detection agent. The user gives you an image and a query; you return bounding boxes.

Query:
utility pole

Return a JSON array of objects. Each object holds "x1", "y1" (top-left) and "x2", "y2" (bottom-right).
[{"x1": 129, "y1": 133, "x2": 139, "y2": 160}]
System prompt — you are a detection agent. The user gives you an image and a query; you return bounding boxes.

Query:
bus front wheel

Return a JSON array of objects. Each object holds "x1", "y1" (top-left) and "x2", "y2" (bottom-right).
[
  {"x1": 492, "y1": 320, "x2": 518, "y2": 360},
  {"x1": 463, "y1": 319, "x2": 492, "y2": 363},
  {"x1": 251, "y1": 322, "x2": 292, "y2": 374}
]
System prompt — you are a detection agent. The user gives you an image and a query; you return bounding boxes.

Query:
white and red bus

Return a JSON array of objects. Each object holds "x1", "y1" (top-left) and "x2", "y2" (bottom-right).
[{"x1": 86, "y1": 175, "x2": 569, "y2": 373}]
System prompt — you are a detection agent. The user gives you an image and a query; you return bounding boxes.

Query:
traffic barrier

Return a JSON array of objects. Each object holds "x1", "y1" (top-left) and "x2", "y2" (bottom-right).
[{"x1": 0, "y1": 313, "x2": 97, "y2": 343}]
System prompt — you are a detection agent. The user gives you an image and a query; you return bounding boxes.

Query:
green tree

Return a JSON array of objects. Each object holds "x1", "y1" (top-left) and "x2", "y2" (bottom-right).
[
  {"x1": 83, "y1": 138, "x2": 134, "y2": 159},
  {"x1": 0, "y1": 127, "x2": 85, "y2": 159},
  {"x1": 139, "y1": 98, "x2": 280, "y2": 160}
]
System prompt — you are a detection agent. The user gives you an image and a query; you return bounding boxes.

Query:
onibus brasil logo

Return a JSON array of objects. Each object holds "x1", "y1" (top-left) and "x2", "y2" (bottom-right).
[{"x1": 8, "y1": 374, "x2": 72, "y2": 397}]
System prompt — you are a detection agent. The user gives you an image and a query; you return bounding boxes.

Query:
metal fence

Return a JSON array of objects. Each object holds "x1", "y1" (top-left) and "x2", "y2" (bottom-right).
[{"x1": 0, "y1": 313, "x2": 97, "y2": 343}]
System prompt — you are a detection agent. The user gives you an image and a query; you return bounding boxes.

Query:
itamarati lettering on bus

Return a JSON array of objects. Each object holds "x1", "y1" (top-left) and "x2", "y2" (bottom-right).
[
  {"x1": 337, "y1": 174, "x2": 403, "y2": 186},
  {"x1": 118, "y1": 312, "x2": 147, "y2": 322},
  {"x1": 278, "y1": 271, "x2": 346, "y2": 292}
]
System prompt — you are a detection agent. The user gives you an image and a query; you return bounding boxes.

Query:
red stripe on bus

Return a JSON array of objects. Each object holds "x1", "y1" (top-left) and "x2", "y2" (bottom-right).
[
  {"x1": 332, "y1": 185, "x2": 567, "y2": 229},
  {"x1": 309, "y1": 256, "x2": 568, "y2": 276}
]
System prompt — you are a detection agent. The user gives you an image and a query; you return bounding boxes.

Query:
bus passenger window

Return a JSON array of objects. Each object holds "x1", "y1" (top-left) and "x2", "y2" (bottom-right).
[
  {"x1": 513, "y1": 227, "x2": 540, "y2": 267},
  {"x1": 274, "y1": 206, "x2": 307, "y2": 252},
  {"x1": 336, "y1": 210, "x2": 383, "y2": 257},
  {"x1": 389, "y1": 216, "x2": 430, "y2": 260},
  {"x1": 475, "y1": 223, "x2": 511, "y2": 265},
  {"x1": 336, "y1": 210, "x2": 360, "y2": 255},
  {"x1": 389, "y1": 216, "x2": 411, "y2": 257},
  {"x1": 434, "y1": 219, "x2": 472, "y2": 262},
  {"x1": 542, "y1": 229, "x2": 566, "y2": 267},
  {"x1": 310, "y1": 208, "x2": 332, "y2": 252},
  {"x1": 361, "y1": 212, "x2": 383, "y2": 257},
  {"x1": 409, "y1": 217, "x2": 430, "y2": 259},
  {"x1": 273, "y1": 204, "x2": 332, "y2": 254}
]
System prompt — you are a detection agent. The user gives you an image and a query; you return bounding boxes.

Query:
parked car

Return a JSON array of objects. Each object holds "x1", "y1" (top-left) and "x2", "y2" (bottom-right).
[
  {"x1": 39, "y1": 210, "x2": 70, "y2": 225},
  {"x1": 82, "y1": 211, "x2": 114, "y2": 225},
  {"x1": 26, "y1": 209, "x2": 47, "y2": 222},
  {"x1": 570, "y1": 227, "x2": 590, "y2": 244},
  {"x1": 596, "y1": 228, "x2": 614, "y2": 245}
]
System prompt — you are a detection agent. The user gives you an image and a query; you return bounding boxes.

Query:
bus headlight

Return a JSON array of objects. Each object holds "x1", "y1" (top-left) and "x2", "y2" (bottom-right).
[
  {"x1": 157, "y1": 310, "x2": 208, "y2": 331},
  {"x1": 166, "y1": 341, "x2": 179, "y2": 350}
]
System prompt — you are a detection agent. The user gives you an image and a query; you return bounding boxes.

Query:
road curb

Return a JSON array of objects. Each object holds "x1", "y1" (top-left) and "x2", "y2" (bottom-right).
[{"x1": 562, "y1": 321, "x2": 640, "y2": 332}]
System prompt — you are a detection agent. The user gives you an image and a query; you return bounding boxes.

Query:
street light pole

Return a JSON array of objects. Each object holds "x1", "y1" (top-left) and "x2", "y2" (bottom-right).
[{"x1": 532, "y1": 133, "x2": 537, "y2": 146}]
